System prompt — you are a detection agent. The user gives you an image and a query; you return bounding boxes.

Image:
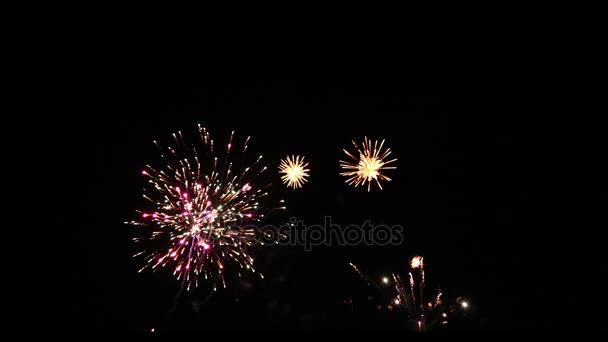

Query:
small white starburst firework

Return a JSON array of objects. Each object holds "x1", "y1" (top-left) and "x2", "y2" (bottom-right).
[{"x1": 278, "y1": 155, "x2": 310, "y2": 189}]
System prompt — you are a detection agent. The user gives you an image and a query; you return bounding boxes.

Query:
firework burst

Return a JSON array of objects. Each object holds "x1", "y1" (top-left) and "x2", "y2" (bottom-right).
[
  {"x1": 127, "y1": 125, "x2": 285, "y2": 290},
  {"x1": 278, "y1": 155, "x2": 310, "y2": 189},
  {"x1": 339, "y1": 137, "x2": 397, "y2": 191},
  {"x1": 411, "y1": 256, "x2": 423, "y2": 269}
]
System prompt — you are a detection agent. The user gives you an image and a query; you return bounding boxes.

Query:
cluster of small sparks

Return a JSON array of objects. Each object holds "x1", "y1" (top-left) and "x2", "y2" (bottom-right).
[
  {"x1": 278, "y1": 155, "x2": 310, "y2": 189},
  {"x1": 349, "y1": 256, "x2": 470, "y2": 332},
  {"x1": 127, "y1": 125, "x2": 285, "y2": 290},
  {"x1": 340, "y1": 137, "x2": 397, "y2": 191}
]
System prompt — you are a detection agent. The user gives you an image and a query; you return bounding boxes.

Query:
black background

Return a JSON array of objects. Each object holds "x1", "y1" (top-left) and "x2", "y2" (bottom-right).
[{"x1": 5, "y1": 8, "x2": 608, "y2": 334}]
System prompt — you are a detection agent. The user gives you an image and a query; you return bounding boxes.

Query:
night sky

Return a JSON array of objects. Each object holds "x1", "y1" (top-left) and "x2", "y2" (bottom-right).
[{"x1": 7, "y1": 9, "x2": 608, "y2": 335}]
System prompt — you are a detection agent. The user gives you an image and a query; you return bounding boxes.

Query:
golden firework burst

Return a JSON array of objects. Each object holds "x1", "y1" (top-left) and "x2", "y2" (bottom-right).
[
  {"x1": 278, "y1": 155, "x2": 310, "y2": 189},
  {"x1": 339, "y1": 137, "x2": 397, "y2": 191}
]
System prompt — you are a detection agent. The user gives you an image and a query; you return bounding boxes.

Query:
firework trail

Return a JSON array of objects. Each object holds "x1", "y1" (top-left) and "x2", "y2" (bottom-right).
[
  {"x1": 392, "y1": 273, "x2": 411, "y2": 314},
  {"x1": 409, "y1": 272, "x2": 416, "y2": 309},
  {"x1": 339, "y1": 137, "x2": 397, "y2": 191},
  {"x1": 411, "y1": 256, "x2": 425, "y2": 308},
  {"x1": 421, "y1": 266, "x2": 425, "y2": 289},
  {"x1": 278, "y1": 155, "x2": 310, "y2": 189},
  {"x1": 349, "y1": 262, "x2": 375, "y2": 287},
  {"x1": 434, "y1": 288, "x2": 443, "y2": 308},
  {"x1": 127, "y1": 125, "x2": 285, "y2": 290}
]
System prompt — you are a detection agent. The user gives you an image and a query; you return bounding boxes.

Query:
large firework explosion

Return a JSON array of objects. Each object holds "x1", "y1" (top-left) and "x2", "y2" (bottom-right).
[{"x1": 127, "y1": 125, "x2": 284, "y2": 290}]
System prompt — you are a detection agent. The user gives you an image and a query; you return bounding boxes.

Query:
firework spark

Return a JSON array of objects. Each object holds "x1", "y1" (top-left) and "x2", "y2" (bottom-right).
[
  {"x1": 278, "y1": 155, "x2": 310, "y2": 189},
  {"x1": 339, "y1": 137, "x2": 397, "y2": 191},
  {"x1": 411, "y1": 256, "x2": 423, "y2": 269},
  {"x1": 127, "y1": 125, "x2": 284, "y2": 290}
]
